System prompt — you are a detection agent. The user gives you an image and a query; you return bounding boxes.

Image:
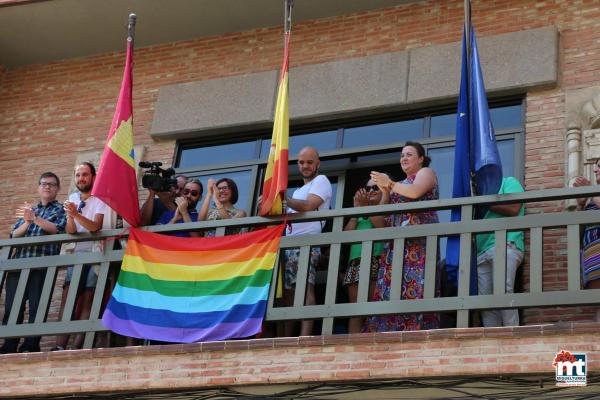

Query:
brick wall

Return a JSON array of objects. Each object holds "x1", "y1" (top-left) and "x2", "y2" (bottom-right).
[
  {"x1": 1, "y1": 0, "x2": 600, "y2": 326},
  {"x1": 0, "y1": 323, "x2": 598, "y2": 397}
]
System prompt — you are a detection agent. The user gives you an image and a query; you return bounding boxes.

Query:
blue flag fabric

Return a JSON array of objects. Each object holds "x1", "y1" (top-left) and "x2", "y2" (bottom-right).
[
  {"x1": 445, "y1": 24, "x2": 502, "y2": 293},
  {"x1": 469, "y1": 26, "x2": 502, "y2": 197}
]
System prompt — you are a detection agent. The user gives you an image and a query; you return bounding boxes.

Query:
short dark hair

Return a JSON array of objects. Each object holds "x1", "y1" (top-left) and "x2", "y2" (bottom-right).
[
  {"x1": 39, "y1": 172, "x2": 60, "y2": 187},
  {"x1": 77, "y1": 162, "x2": 96, "y2": 176},
  {"x1": 187, "y1": 178, "x2": 204, "y2": 197},
  {"x1": 216, "y1": 178, "x2": 239, "y2": 204},
  {"x1": 403, "y1": 141, "x2": 431, "y2": 167}
]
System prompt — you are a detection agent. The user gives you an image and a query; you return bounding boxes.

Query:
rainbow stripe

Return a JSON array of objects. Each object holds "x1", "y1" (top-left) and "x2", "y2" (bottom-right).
[
  {"x1": 259, "y1": 31, "x2": 290, "y2": 216},
  {"x1": 102, "y1": 224, "x2": 284, "y2": 343}
]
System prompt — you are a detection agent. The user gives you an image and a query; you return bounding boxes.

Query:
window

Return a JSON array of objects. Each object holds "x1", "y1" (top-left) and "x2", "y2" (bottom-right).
[
  {"x1": 343, "y1": 118, "x2": 424, "y2": 148},
  {"x1": 176, "y1": 101, "x2": 524, "y2": 216},
  {"x1": 260, "y1": 130, "x2": 338, "y2": 159},
  {"x1": 178, "y1": 141, "x2": 258, "y2": 168},
  {"x1": 186, "y1": 168, "x2": 257, "y2": 215}
]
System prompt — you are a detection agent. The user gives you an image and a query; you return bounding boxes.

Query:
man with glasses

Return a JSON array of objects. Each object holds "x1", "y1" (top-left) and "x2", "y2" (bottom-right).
[
  {"x1": 0, "y1": 172, "x2": 66, "y2": 353},
  {"x1": 156, "y1": 179, "x2": 203, "y2": 237},
  {"x1": 54, "y1": 162, "x2": 113, "y2": 350}
]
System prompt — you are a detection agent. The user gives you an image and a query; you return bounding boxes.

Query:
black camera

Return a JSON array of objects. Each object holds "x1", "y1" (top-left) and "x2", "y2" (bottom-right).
[{"x1": 139, "y1": 161, "x2": 177, "y2": 192}]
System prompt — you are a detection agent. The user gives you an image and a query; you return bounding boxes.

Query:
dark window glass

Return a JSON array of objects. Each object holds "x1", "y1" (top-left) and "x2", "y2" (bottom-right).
[
  {"x1": 428, "y1": 138, "x2": 515, "y2": 256},
  {"x1": 179, "y1": 141, "x2": 256, "y2": 168},
  {"x1": 428, "y1": 146, "x2": 455, "y2": 224},
  {"x1": 490, "y1": 105, "x2": 522, "y2": 131},
  {"x1": 189, "y1": 170, "x2": 253, "y2": 215},
  {"x1": 431, "y1": 104, "x2": 522, "y2": 138},
  {"x1": 356, "y1": 151, "x2": 401, "y2": 163},
  {"x1": 430, "y1": 113, "x2": 456, "y2": 137},
  {"x1": 262, "y1": 131, "x2": 338, "y2": 159},
  {"x1": 429, "y1": 137, "x2": 515, "y2": 219},
  {"x1": 497, "y1": 139, "x2": 515, "y2": 178},
  {"x1": 343, "y1": 119, "x2": 424, "y2": 148}
]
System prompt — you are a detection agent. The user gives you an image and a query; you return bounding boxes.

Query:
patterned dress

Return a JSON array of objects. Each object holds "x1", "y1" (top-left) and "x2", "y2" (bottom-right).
[
  {"x1": 205, "y1": 206, "x2": 245, "y2": 237},
  {"x1": 363, "y1": 174, "x2": 440, "y2": 332},
  {"x1": 582, "y1": 201, "x2": 600, "y2": 286}
]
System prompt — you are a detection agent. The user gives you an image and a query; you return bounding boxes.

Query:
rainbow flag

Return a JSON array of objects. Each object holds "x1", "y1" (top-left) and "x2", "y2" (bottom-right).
[
  {"x1": 92, "y1": 34, "x2": 141, "y2": 227},
  {"x1": 259, "y1": 32, "x2": 290, "y2": 216},
  {"x1": 102, "y1": 224, "x2": 284, "y2": 343}
]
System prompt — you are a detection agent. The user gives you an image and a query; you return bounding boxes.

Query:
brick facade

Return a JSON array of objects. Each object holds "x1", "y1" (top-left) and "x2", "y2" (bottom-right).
[
  {"x1": 1, "y1": 1, "x2": 600, "y2": 328},
  {"x1": 0, "y1": 323, "x2": 598, "y2": 398}
]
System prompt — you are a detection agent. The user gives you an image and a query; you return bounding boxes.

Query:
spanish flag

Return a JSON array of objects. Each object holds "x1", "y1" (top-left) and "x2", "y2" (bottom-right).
[
  {"x1": 92, "y1": 33, "x2": 141, "y2": 227},
  {"x1": 102, "y1": 224, "x2": 284, "y2": 342},
  {"x1": 259, "y1": 32, "x2": 290, "y2": 216}
]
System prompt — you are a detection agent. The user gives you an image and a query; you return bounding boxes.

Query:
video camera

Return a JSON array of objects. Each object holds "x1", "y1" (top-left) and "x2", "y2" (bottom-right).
[{"x1": 139, "y1": 161, "x2": 177, "y2": 192}]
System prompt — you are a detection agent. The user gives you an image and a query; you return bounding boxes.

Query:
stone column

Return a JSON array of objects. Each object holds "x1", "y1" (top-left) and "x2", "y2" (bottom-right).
[{"x1": 566, "y1": 121, "x2": 582, "y2": 210}]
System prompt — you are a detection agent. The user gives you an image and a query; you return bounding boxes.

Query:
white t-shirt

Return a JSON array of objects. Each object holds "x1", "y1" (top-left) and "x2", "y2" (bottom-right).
[
  {"x1": 68, "y1": 192, "x2": 114, "y2": 252},
  {"x1": 287, "y1": 174, "x2": 332, "y2": 236}
]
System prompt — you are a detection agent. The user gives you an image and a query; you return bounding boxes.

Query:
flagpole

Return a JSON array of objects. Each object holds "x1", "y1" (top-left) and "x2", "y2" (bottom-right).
[
  {"x1": 464, "y1": 0, "x2": 475, "y2": 196},
  {"x1": 284, "y1": 0, "x2": 293, "y2": 35},
  {"x1": 464, "y1": 0, "x2": 470, "y2": 71},
  {"x1": 128, "y1": 13, "x2": 137, "y2": 43}
]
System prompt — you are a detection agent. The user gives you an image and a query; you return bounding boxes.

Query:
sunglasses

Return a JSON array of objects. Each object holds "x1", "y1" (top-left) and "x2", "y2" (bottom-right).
[
  {"x1": 365, "y1": 185, "x2": 379, "y2": 192},
  {"x1": 182, "y1": 189, "x2": 200, "y2": 197},
  {"x1": 77, "y1": 200, "x2": 86, "y2": 213},
  {"x1": 39, "y1": 182, "x2": 58, "y2": 188},
  {"x1": 217, "y1": 186, "x2": 230, "y2": 191}
]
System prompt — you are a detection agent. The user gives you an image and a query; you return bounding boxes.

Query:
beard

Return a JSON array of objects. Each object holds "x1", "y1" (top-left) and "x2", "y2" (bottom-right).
[
  {"x1": 77, "y1": 182, "x2": 93, "y2": 193},
  {"x1": 187, "y1": 199, "x2": 199, "y2": 210},
  {"x1": 301, "y1": 169, "x2": 318, "y2": 181}
]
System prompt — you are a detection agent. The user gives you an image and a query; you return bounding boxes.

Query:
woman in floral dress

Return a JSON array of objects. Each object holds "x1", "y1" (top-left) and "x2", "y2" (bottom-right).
[{"x1": 364, "y1": 141, "x2": 440, "y2": 332}]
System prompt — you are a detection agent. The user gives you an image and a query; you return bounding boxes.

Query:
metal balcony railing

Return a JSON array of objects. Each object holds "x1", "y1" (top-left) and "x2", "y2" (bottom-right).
[{"x1": 1, "y1": 186, "x2": 600, "y2": 348}]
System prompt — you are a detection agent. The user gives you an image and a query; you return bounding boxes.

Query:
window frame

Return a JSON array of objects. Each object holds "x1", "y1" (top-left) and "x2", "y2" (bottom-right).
[{"x1": 174, "y1": 99, "x2": 525, "y2": 215}]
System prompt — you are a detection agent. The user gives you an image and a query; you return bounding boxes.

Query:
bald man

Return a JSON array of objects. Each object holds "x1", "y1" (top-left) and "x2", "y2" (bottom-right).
[{"x1": 284, "y1": 146, "x2": 332, "y2": 336}]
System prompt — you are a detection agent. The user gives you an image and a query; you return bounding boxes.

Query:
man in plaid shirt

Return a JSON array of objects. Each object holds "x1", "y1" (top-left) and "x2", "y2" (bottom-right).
[{"x1": 0, "y1": 172, "x2": 66, "y2": 353}]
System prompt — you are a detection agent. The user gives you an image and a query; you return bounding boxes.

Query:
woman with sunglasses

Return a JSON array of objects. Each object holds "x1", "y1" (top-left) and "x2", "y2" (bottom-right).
[
  {"x1": 199, "y1": 177, "x2": 247, "y2": 237},
  {"x1": 365, "y1": 140, "x2": 440, "y2": 332},
  {"x1": 343, "y1": 179, "x2": 386, "y2": 333}
]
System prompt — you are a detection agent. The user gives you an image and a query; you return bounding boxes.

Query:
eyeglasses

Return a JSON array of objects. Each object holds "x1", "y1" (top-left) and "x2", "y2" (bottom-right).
[
  {"x1": 217, "y1": 186, "x2": 230, "y2": 191},
  {"x1": 182, "y1": 189, "x2": 200, "y2": 197},
  {"x1": 39, "y1": 182, "x2": 58, "y2": 188},
  {"x1": 77, "y1": 200, "x2": 86, "y2": 213},
  {"x1": 365, "y1": 185, "x2": 379, "y2": 192}
]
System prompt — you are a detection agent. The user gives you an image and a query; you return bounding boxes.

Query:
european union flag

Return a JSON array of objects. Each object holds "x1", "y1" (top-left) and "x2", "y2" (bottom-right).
[
  {"x1": 469, "y1": 26, "x2": 502, "y2": 197},
  {"x1": 445, "y1": 24, "x2": 503, "y2": 294}
]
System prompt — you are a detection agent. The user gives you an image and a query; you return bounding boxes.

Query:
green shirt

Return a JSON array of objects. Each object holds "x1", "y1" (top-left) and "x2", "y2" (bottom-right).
[
  {"x1": 475, "y1": 177, "x2": 525, "y2": 257},
  {"x1": 348, "y1": 217, "x2": 384, "y2": 261}
]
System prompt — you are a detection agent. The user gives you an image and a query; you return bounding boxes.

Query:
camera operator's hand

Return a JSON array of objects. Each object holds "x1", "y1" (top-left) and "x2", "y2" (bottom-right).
[{"x1": 148, "y1": 188, "x2": 156, "y2": 201}]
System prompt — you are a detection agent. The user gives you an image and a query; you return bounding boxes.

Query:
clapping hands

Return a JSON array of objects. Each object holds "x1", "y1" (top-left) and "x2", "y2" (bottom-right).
[{"x1": 15, "y1": 202, "x2": 35, "y2": 222}]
